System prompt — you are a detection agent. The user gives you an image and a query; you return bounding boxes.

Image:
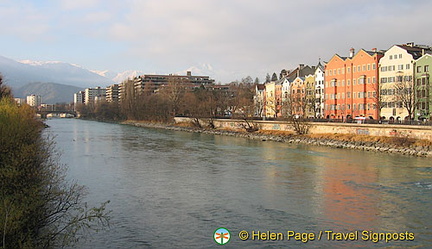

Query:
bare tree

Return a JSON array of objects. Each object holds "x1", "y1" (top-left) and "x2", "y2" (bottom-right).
[{"x1": 394, "y1": 77, "x2": 417, "y2": 120}]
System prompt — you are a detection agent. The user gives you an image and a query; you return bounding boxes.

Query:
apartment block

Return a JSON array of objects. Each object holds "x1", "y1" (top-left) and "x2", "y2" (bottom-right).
[
  {"x1": 325, "y1": 48, "x2": 383, "y2": 119},
  {"x1": 379, "y1": 43, "x2": 431, "y2": 120},
  {"x1": 106, "y1": 84, "x2": 120, "y2": 102},
  {"x1": 414, "y1": 53, "x2": 432, "y2": 120},
  {"x1": 26, "y1": 94, "x2": 42, "y2": 107}
]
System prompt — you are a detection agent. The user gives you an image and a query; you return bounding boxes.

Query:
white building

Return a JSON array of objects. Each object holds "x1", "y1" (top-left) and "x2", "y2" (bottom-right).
[
  {"x1": 379, "y1": 43, "x2": 431, "y2": 120},
  {"x1": 74, "y1": 91, "x2": 85, "y2": 105},
  {"x1": 26, "y1": 94, "x2": 41, "y2": 107},
  {"x1": 314, "y1": 62, "x2": 325, "y2": 118},
  {"x1": 84, "y1": 87, "x2": 106, "y2": 105}
]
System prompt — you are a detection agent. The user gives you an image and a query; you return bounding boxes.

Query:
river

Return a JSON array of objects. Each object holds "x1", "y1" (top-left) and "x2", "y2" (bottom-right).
[{"x1": 45, "y1": 118, "x2": 432, "y2": 248}]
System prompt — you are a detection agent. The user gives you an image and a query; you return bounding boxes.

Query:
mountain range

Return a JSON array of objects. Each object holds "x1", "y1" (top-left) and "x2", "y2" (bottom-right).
[
  {"x1": 0, "y1": 56, "x2": 144, "y2": 104},
  {"x1": 0, "y1": 55, "x2": 219, "y2": 104}
]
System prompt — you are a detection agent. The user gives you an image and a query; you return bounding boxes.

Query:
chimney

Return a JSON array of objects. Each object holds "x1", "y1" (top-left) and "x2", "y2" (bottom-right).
[
  {"x1": 372, "y1": 48, "x2": 377, "y2": 52},
  {"x1": 187, "y1": 71, "x2": 192, "y2": 76},
  {"x1": 349, "y1": 48, "x2": 355, "y2": 58}
]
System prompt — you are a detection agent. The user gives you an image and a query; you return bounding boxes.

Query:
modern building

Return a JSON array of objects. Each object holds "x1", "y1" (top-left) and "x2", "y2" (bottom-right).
[
  {"x1": 26, "y1": 94, "x2": 42, "y2": 107},
  {"x1": 74, "y1": 91, "x2": 85, "y2": 106},
  {"x1": 413, "y1": 53, "x2": 432, "y2": 120},
  {"x1": 14, "y1": 98, "x2": 26, "y2": 106},
  {"x1": 106, "y1": 84, "x2": 120, "y2": 102},
  {"x1": 325, "y1": 48, "x2": 383, "y2": 119},
  {"x1": 133, "y1": 71, "x2": 215, "y2": 95},
  {"x1": 84, "y1": 87, "x2": 106, "y2": 105},
  {"x1": 379, "y1": 43, "x2": 431, "y2": 120}
]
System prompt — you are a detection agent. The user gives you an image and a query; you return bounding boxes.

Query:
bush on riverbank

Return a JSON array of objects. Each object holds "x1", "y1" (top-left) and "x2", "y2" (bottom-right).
[{"x1": 0, "y1": 98, "x2": 110, "y2": 248}]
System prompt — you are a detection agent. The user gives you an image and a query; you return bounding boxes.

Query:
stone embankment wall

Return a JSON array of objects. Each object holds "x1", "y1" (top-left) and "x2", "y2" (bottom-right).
[
  {"x1": 174, "y1": 117, "x2": 432, "y2": 141},
  {"x1": 171, "y1": 117, "x2": 432, "y2": 157}
]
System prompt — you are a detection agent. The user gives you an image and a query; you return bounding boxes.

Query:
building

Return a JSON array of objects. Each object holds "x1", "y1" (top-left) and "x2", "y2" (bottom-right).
[
  {"x1": 325, "y1": 48, "x2": 383, "y2": 119},
  {"x1": 314, "y1": 62, "x2": 325, "y2": 118},
  {"x1": 304, "y1": 74, "x2": 316, "y2": 118},
  {"x1": 84, "y1": 87, "x2": 106, "y2": 105},
  {"x1": 14, "y1": 98, "x2": 26, "y2": 106},
  {"x1": 26, "y1": 94, "x2": 42, "y2": 107},
  {"x1": 290, "y1": 77, "x2": 307, "y2": 117},
  {"x1": 132, "y1": 71, "x2": 215, "y2": 95},
  {"x1": 379, "y1": 43, "x2": 431, "y2": 120},
  {"x1": 74, "y1": 91, "x2": 85, "y2": 106},
  {"x1": 106, "y1": 84, "x2": 120, "y2": 102},
  {"x1": 264, "y1": 81, "x2": 276, "y2": 117},
  {"x1": 413, "y1": 53, "x2": 432, "y2": 120},
  {"x1": 254, "y1": 84, "x2": 265, "y2": 117}
]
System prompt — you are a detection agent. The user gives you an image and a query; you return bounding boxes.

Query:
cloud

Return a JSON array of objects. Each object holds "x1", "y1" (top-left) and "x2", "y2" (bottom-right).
[
  {"x1": 0, "y1": 1, "x2": 52, "y2": 41},
  {"x1": 2, "y1": 0, "x2": 432, "y2": 82},
  {"x1": 58, "y1": 0, "x2": 101, "y2": 10}
]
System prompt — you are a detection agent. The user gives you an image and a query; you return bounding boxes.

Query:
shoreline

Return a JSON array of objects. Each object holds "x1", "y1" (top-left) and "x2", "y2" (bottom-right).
[{"x1": 121, "y1": 120, "x2": 432, "y2": 157}]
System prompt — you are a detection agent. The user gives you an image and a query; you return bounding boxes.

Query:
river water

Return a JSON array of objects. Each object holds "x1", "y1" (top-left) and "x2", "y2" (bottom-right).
[{"x1": 45, "y1": 119, "x2": 432, "y2": 248}]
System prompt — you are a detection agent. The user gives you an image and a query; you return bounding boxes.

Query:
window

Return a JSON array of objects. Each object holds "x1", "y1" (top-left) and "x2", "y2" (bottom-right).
[
  {"x1": 353, "y1": 79, "x2": 356, "y2": 85},
  {"x1": 406, "y1": 64, "x2": 410, "y2": 70},
  {"x1": 373, "y1": 77, "x2": 376, "y2": 83},
  {"x1": 367, "y1": 64, "x2": 371, "y2": 71},
  {"x1": 381, "y1": 77, "x2": 387, "y2": 83},
  {"x1": 398, "y1": 64, "x2": 404, "y2": 70},
  {"x1": 399, "y1": 54, "x2": 402, "y2": 59},
  {"x1": 381, "y1": 66, "x2": 387, "y2": 72},
  {"x1": 417, "y1": 66, "x2": 422, "y2": 73},
  {"x1": 372, "y1": 63, "x2": 376, "y2": 70},
  {"x1": 347, "y1": 67, "x2": 351, "y2": 73},
  {"x1": 338, "y1": 69, "x2": 340, "y2": 75},
  {"x1": 353, "y1": 67, "x2": 356, "y2": 72},
  {"x1": 333, "y1": 69, "x2": 336, "y2": 75},
  {"x1": 390, "y1": 55, "x2": 393, "y2": 60},
  {"x1": 425, "y1": 65, "x2": 429, "y2": 72},
  {"x1": 357, "y1": 65, "x2": 361, "y2": 72},
  {"x1": 363, "y1": 65, "x2": 366, "y2": 71},
  {"x1": 347, "y1": 92, "x2": 351, "y2": 98},
  {"x1": 342, "y1": 80, "x2": 345, "y2": 86},
  {"x1": 367, "y1": 77, "x2": 371, "y2": 84},
  {"x1": 347, "y1": 80, "x2": 351, "y2": 85}
]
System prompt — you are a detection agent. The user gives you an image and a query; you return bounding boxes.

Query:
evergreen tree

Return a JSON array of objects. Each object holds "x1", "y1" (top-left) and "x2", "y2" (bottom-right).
[{"x1": 271, "y1": 72, "x2": 278, "y2": 82}]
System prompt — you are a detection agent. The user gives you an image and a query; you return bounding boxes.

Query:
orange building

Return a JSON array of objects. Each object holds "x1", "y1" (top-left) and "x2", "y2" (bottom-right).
[{"x1": 324, "y1": 48, "x2": 383, "y2": 120}]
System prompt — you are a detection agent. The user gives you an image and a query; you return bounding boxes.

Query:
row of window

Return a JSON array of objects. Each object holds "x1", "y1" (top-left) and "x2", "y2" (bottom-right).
[
  {"x1": 389, "y1": 54, "x2": 403, "y2": 60},
  {"x1": 380, "y1": 64, "x2": 411, "y2": 72},
  {"x1": 326, "y1": 103, "x2": 377, "y2": 111},
  {"x1": 417, "y1": 65, "x2": 430, "y2": 73},
  {"x1": 327, "y1": 63, "x2": 377, "y2": 76},
  {"x1": 380, "y1": 75, "x2": 413, "y2": 83},
  {"x1": 326, "y1": 91, "x2": 377, "y2": 100},
  {"x1": 326, "y1": 77, "x2": 377, "y2": 87}
]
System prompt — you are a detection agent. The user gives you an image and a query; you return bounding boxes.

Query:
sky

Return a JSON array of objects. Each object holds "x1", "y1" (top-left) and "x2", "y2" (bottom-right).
[{"x1": 1, "y1": 0, "x2": 432, "y2": 83}]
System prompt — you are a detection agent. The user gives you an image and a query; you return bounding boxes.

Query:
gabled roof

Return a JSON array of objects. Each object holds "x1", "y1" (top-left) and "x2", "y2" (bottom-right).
[{"x1": 396, "y1": 44, "x2": 431, "y2": 60}]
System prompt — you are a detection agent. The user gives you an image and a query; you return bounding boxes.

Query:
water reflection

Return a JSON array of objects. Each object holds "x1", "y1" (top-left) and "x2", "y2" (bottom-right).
[{"x1": 46, "y1": 119, "x2": 432, "y2": 248}]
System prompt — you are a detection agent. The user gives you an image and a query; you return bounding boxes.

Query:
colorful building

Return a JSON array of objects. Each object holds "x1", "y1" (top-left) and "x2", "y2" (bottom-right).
[
  {"x1": 379, "y1": 43, "x2": 430, "y2": 120},
  {"x1": 414, "y1": 53, "x2": 432, "y2": 120},
  {"x1": 325, "y1": 48, "x2": 383, "y2": 119}
]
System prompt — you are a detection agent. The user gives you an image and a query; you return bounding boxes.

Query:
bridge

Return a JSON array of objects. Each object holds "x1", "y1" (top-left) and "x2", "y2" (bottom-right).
[{"x1": 37, "y1": 110, "x2": 77, "y2": 119}]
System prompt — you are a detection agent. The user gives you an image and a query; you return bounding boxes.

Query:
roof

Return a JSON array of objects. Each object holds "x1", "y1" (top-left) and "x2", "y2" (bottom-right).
[{"x1": 396, "y1": 44, "x2": 430, "y2": 60}]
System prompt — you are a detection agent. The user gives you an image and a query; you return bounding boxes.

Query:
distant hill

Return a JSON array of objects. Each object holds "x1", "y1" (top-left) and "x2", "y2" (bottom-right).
[
  {"x1": 0, "y1": 55, "x2": 114, "y2": 89},
  {"x1": 14, "y1": 82, "x2": 82, "y2": 104}
]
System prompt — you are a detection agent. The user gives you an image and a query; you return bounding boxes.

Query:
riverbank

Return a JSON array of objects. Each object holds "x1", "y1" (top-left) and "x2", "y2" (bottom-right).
[{"x1": 121, "y1": 120, "x2": 432, "y2": 157}]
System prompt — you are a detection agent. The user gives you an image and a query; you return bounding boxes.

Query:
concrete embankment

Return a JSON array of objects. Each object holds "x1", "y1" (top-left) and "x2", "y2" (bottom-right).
[{"x1": 122, "y1": 120, "x2": 432, "y2": 157}]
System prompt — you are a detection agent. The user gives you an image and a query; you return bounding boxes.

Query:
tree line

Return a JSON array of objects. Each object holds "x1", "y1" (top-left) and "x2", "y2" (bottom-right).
[
  {"x1": 77, "y1": 78, "x2": 256, "y2": 124},
  {"x1": 0, "y1": 75, "x2": 109, "y2": 248}
]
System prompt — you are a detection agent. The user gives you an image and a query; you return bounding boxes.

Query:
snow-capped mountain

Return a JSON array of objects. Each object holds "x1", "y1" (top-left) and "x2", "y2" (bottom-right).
[{"x1": 0, "y1": 56, "x2": 114, "y2": 89}]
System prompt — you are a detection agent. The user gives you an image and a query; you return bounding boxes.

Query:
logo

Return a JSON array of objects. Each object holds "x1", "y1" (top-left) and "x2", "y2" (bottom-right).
[{"x1": 214, "y1": 227, "x2": 231, "y2": 245}]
